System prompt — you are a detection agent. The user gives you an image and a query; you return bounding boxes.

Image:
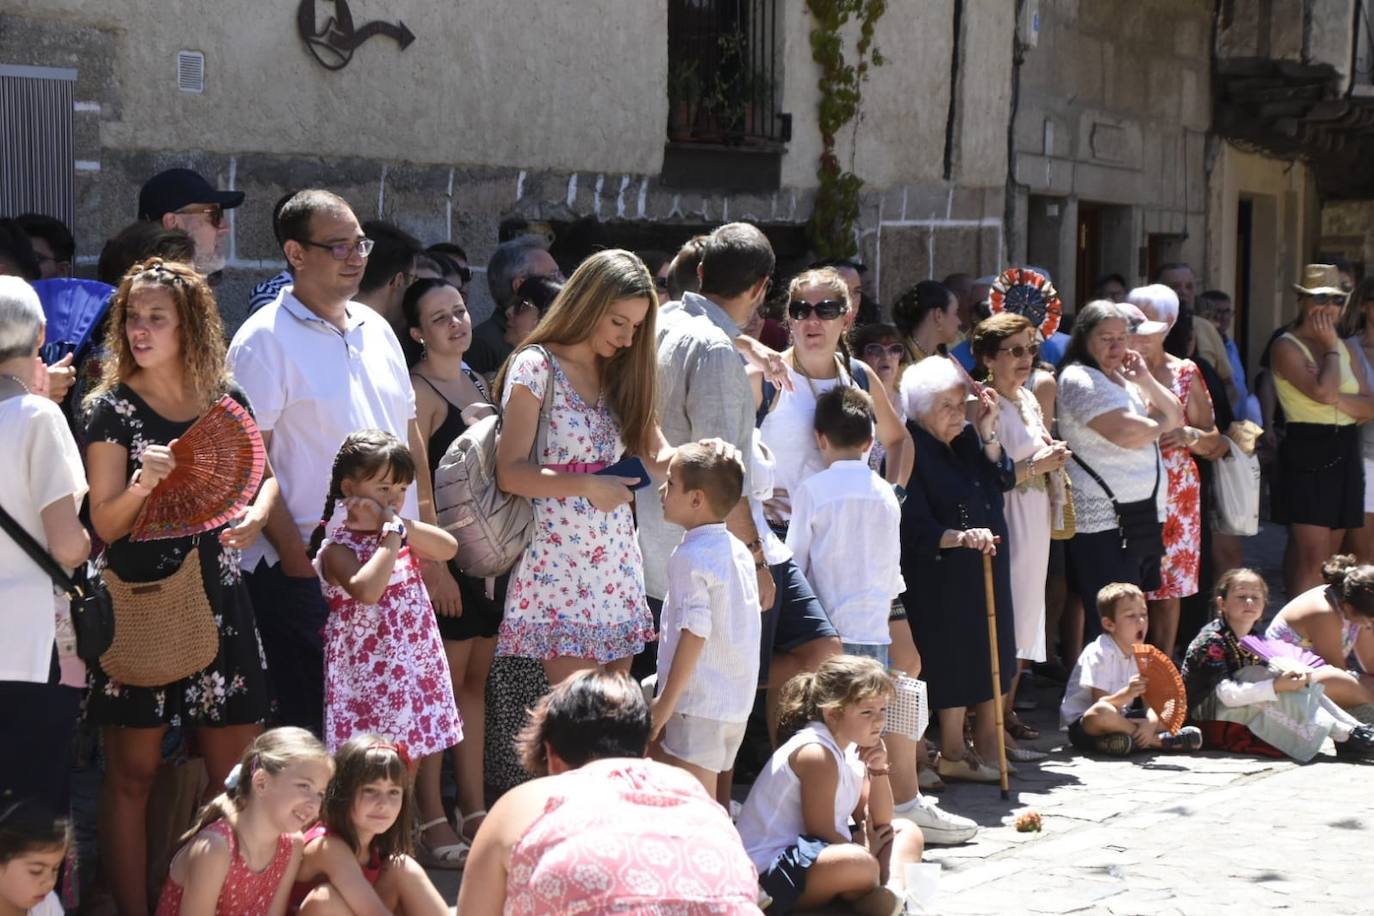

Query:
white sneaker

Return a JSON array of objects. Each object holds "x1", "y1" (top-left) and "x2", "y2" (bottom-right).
[{"x1": 894, "y1": 795, "x2": 978, "y2": 846}]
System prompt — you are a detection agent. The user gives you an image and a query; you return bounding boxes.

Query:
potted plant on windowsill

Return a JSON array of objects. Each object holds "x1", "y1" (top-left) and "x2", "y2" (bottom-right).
[{"x1": 667, "y1": 59, "x2": 701, "y2": 142}]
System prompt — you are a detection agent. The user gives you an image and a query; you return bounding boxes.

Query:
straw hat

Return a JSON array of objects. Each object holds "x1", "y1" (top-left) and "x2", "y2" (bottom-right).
[{"x1": 1293, "y1": 264, "x2": 1347, "y2": 297}]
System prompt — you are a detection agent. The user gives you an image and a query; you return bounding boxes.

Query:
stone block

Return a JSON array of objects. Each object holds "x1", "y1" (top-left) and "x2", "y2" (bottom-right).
[
  {"x1": 1173, "y1": 17, "x2": 1205, "y2": 61},
  {"x1": 877, "y1": 225, "x2": 933, "y2": 303},
  {"x1": 1073, "y1": 161, "x2": 1140, "y2": 204},
  {"x1": 949, "y1": 187, "x2": 984, "y2": 221},
  {"x1": 1179, "y1": 67, "x2": 1210, "y2": 131},
  {"x1": 1147, "y1": 58, "x2": 1181, "y2": 120},
  {"x1": 378, "y1": 163, "x2": 453, "y2": 245},
  {"x1": 73, "y1": 111, "x2": 101, "y2": 163},
  {"x1": 1108, "y1": 52, "x2": 1148, "y2": 113},
  {"x1": 932, "y1": 226, "x2": 983, "y2": 278},
  {"x1": 0, "y1": 14, "x2": 121, "y2": 114}
]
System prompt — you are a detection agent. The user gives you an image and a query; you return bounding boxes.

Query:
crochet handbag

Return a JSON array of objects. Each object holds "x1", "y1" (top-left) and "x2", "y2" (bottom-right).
[
  {"x1": 99, "y1": 544, "x2": 218, "y2": 687},
  {"x1": 882, "y1": 673, "x2": 929, "y2": 741},
  {"x1": 1049, "y1": 468, "x2": 1076, "y2": 540}
]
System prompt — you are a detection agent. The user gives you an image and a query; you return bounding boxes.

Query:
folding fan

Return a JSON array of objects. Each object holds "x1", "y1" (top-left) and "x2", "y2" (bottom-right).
[
  {"x1": 1238, "y1": 635, "x2": 1327, "y2": 672},
  {"x1": 130, "y1": 397, "x2": 266, "y2": 542},
  {"x1": 1132, "y1": 643, "x2": 1188, "y2": 734},
  {"x1": 33, "y1": 278, "x2": 115, "y2": 365},
  {"x1": 988, "y1": 267, "x2": 1063, "y2": 338}
]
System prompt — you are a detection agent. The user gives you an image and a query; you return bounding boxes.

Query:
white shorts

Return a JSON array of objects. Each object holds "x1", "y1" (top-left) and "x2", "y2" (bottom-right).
[{"x1": 660, "y1": 713, "x2": 748, "y2": 773}]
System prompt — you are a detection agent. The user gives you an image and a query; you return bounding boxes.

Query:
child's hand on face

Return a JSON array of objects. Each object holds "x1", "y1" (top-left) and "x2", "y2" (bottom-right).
[
  {"x1": 857, "y1": 740, "x2": 889, "y2": 773},
  {"x1": 343, "y1": 495, "x2": 393, "y2": 531}
]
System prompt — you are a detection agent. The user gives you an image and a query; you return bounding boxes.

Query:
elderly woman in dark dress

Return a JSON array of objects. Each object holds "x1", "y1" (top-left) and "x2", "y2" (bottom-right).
[{"x1": 898, "y1": 357, "x2": 1017, "y2": 783}]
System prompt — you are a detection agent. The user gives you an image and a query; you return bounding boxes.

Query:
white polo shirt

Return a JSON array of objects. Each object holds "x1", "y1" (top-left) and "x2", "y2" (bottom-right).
[
  {"x1": 227, "y1": 291, "x2": 416, "y2": 570},
  {"x1": 1059, "y1": 634, "x2": 1138, "y2": 729}
]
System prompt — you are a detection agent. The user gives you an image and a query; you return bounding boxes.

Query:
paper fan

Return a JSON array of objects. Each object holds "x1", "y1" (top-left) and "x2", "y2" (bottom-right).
[
  {"x1": 988, "y1": 267, "x2": 1063, "y2": 338},
  {"x1": 130, "y1": 397, "x2": 266, "y2": 542},
  {"x1": 1239, "y1": 635, "x2": 1327, "y2": 671},
  {"x1": 1132, "y1": 643, "x2": 1188, "y2": 734}
]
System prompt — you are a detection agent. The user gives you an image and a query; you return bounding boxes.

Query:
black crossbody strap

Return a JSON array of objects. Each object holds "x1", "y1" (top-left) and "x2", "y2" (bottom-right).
[
  {"x1": 0, "y1": 502, "x2": 79, "y2": 597},
  {"x1": 1072, "y1": 445, "x2": 1161, "y2": 503}
]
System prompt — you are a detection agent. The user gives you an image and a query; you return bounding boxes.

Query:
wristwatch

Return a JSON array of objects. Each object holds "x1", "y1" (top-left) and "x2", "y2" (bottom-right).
[{"x1": 380, "y1": 519, "x2": 408, "y2": 541}]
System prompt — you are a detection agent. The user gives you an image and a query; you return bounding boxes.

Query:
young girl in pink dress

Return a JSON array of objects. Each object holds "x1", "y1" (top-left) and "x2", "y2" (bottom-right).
[
  {"x1": 156, "y1": 728, "x2": 333, "y2": 915},
  {"x1": 308, "y1": 430, "x2": 464, "y2": 864},
  {"x1": 289, "y1": 736, "x2": 447, "y2": 915}
]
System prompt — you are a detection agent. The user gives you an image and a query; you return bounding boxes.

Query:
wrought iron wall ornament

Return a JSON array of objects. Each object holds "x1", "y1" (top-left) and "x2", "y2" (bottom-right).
[{"x1": 297, "y1": 0, "x2": 416, "y2": 71}]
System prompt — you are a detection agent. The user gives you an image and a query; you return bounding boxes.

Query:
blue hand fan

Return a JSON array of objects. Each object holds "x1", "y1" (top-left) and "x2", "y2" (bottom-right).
[{"x1": 33, "y1": 278, "x2": 115, "y2": 365}]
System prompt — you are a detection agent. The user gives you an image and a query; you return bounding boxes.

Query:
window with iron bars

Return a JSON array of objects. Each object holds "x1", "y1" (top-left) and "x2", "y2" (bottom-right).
[{"x1": 667, "y1": 0, "x2": 787, "y2": 146}]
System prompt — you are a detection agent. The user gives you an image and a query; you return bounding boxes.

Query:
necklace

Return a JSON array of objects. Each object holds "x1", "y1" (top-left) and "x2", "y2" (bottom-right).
[
  {"x1": 790, "y1": 350, "x2": 847, "y2": 401},
  {"x1": 0, "y1": 373, "x2": 32, "y2": 395}
]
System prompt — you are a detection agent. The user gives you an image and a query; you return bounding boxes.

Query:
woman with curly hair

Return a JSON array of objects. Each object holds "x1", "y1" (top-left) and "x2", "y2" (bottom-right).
[{"x1": 84, "y1": 258, "x2": 278, "y2": 916}]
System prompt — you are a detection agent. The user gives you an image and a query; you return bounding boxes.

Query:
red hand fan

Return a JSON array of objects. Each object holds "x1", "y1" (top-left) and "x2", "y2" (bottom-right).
[
  {"x1": 988, "y1": 267, "x2": 1063, "y2": 338},
  {"x1": 130, "y1": 396, "x2": 266, "y2": 542},
  {"x1": 1132, "y1": 643, "x2": 1188, "y2": 734}
]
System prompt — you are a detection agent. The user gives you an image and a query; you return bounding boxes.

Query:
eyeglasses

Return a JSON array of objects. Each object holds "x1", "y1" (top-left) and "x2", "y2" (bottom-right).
[
  {"x1": 788, "y1": 299, "x2": 847, "y2": 321},
  {"x1": 1309, "y1": 294, "x2": 1344, "y2": 305},
  {"x1": 863, "y1": 343, "x2": 907, "y2": 360},
  {"x1": 176, "y1": 204, "x2": 225, "y2": 228},
  {"x1": 298, "y1": 237, "x2": 375, "y2": 260},
  {"x1": 998, "y1": 343, "x2": 1041, "y2": 359}
]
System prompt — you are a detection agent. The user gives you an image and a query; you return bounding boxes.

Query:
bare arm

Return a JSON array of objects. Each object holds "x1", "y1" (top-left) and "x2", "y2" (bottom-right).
[
  {"x1": 1272, "y1": 336, "x2": 1343, "y2": 406},
  {"x1": 869, "y1": 372, "x2": 914, "y2": 485},
  {"x1": 1336, "y1": 339, "x2": 1374, "y2": 419},
  {"x1": 408, "y1": 418, "x2": 438, "y2": 527},
  {"x1": 305, "y1": 836, "x2": 392, "y2": 916},
  {"x1": 1306, "y1": 612, "x2": 1355, "y2": 671},
  {"x1": 320, "y1": 537, "x2": 398, "y2": 606},
  {"x1": 456, "y1": 781, "x2": 549, "y2": 916},
  {"x1": 650, "y1": 631, "x2": 706, "y2": 740},
  {"x1": 256, "y1": 429, "x2": 315, "y2": 577},
  {"x1": 40, "y1": 493, "x2": 89, "y2": 569},
  {"x1": 174, "y1": 832, "x2": 234, "y2": 916},
  {"x1": 404, "y1": 518, "x2": 459, "y2": 563},
  {"x1": 86, "y1": 440, "x2": 153, "y2": 545},
  {"x1": 793, "y1": 744, "x2": 851, "y2": 844},
  {"x1": 1086, "y1": 408, "x2": 1165, "y2": 451}
]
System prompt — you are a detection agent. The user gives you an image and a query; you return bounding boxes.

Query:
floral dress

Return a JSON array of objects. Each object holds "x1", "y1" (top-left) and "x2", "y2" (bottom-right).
[
  {"x1": 497, "y1": 348, "x2": 655, "y2": 663},
  {"x1": 316, "y1": 526, "x2": 462, "y2": 756},
  {"x1": 1148, "y1": 360, "x2": 1205, "y2": 601},
  {"x1": 85, "y1": 385, "x2": 270, "y2": 728}
]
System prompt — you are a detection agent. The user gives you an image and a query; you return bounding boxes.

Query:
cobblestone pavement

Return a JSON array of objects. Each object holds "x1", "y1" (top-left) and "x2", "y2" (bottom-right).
[{"x1": 433, "y1": 525, "x2": 1374, "y2": 913}]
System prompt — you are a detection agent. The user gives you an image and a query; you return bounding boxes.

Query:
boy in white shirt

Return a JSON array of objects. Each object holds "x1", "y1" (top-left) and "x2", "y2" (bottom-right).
[
  {"x1": 1060, "y1": 583, "x2": 1203, "y2": 756},
  {"x1": 785, "y1": 386, "x2": 904, "y2": 667},
  {"x1": 651, "y1": 443, "x2": 761, "y2": 794}
]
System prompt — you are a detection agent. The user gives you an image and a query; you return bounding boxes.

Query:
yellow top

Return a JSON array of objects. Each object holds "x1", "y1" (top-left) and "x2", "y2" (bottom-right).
[{"x1": 1273, "y1": 333, "x2": 1359, "y2": 425}]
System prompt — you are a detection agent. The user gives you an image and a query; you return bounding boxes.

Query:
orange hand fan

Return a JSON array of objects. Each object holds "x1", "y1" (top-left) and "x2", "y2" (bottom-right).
[
  {"x1": 130, "y1": 396, "x2": 266, "y2": 542},
  {"x1": 1132, "y1": 643, "x2": 1188, "y2": 734}
]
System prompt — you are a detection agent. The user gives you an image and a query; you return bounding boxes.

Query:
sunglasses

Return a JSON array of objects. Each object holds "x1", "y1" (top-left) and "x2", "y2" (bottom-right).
[
  {"x1": 177, "y1": 204, "x2": 225, "y2": 228},
  {"x1": 1309, "y1": 294, "x2": 1344, "y2": 305},
  {"x1": 998, "y1": 343, "x2": 1041, "y2": 359},
  {"x1": 863, "y1": 343, "x2": 906, "y2": 360},
  {"x1": 788, "y1": 299, "x2": 847, "y2": 321}
]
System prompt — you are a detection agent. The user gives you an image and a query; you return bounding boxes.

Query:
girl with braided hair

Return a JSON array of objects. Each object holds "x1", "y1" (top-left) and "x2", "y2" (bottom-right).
[{"x1": 307, "y1": 431, "x2": 463, "y2": 863}]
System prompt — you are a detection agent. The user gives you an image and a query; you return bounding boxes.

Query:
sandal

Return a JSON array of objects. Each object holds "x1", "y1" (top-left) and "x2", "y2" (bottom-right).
[
  {"x1": 460, "y1": 808, "x2": 488, "y2": 842},
  {"x1": 1005, "y1": 712, "x2": 1041, "y2": 741},
  {"x1": 417, "y1": 816, "x2": 470, "y2": 870}
]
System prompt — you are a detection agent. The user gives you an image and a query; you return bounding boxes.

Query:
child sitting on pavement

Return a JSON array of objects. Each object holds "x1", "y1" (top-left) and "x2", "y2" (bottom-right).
[
  {"x1": 1059, "y1": 583, "x2": 1203, "y2": 756},
  {"x1": 649, "y1": 443, "x2": 761, "y2": 796}
]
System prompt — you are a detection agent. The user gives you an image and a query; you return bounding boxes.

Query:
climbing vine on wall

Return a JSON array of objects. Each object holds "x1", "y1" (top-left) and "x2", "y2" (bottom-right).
[{"x1": 805, "y1": 0, "x2": 887, "y2": 259}]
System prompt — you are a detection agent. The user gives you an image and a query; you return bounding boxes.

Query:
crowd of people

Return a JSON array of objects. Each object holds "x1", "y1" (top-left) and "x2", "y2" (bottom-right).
[{"x1": 2, "y1": 166, "x2": 1374, "y2": 916}]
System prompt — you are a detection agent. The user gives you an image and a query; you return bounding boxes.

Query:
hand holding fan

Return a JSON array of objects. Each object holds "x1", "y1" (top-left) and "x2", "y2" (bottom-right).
[
  {"x1": 988, "y1": 267, "x2": 1063, "y2": 338},
  {"x1": 1132, "y1": 643, "x2": 1188, "y2": 734},
  {"x1": 1238, "y1": 635, "x2": 1327, "y2": 672},
  {"x1": 130, "y1": 396, "x2": 266, "y2": 542}
]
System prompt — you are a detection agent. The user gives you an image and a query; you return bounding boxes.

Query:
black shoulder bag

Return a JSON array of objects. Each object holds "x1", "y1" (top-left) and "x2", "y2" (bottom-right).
[
  {"x1": 0, "y1": 504, "x2": 113, "y2": 661},
  {"x1": 1071, "y1": 448, "x2": 1165, "y2": 559}
]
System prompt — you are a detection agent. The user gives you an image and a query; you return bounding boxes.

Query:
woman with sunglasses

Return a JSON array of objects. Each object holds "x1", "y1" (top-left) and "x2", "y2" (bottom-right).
[
  {"x1": 756, "y1": 268, "x2": 912, "y2": 530},
  {"x1": 972, "y1": 313, "x2": 1070, "y2": 740},
  {"x1": 1271, "y1": 265, "x2": 1374, "y2": 596}
]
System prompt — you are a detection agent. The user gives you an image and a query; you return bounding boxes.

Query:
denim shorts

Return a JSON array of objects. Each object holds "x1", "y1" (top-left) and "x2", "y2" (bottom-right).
[
  {"x1": 758, "y1": 835, "x2": 829, "y2": 913},
  {"x1": 841, "y1": 641, "x2": 890, "y2": 668}
]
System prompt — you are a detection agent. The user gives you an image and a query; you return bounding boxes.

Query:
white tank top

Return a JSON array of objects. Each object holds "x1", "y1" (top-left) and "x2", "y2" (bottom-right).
[
  {"x1": 734, "y1": 721, "x2": 863, "y2": 871},
  {"x1": 759, "y1": 359, "x2": 863, "y2": 523}
]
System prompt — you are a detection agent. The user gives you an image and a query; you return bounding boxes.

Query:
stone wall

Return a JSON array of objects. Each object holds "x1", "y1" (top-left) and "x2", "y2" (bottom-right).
[
  {"x1": 1320, "y1": 200, "x2": 1374, "y2": 271},
  {"x1": 3, "y1": 1, "x2": 1014, "y2": 332},
  {"x1": 1008, "y1": 0, "x2": 1212, "y2": 305}
]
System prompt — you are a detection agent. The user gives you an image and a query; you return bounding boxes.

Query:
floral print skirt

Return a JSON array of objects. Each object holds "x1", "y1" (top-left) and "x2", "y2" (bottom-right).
[{"x1": 86, "y1": 543, "x2": 271, "y2": 729}]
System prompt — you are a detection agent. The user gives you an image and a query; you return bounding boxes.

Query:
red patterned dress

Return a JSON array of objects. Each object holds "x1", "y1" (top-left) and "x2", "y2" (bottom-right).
[
  {"x1": 1148, "y1": 359, "x2": 1206, "y2": 601},
  {"x1": 155, "y1": 820, "x2": 294, "y2": 915},
  {"x1": 317, "y1": 527, "x2": 462, "y2": 755}
]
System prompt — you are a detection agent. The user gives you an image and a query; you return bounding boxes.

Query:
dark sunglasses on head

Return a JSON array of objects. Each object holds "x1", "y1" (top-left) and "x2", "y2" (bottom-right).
[
  {"x1": 998, "y1": 343, "x2": 1041, "y2": 359},
  {"x1": 863, "y1": 343, "x2": 906, "y2": 360},
  {"x1": 788, "y1": 299, "x2": 847, "y2": 321},
  {"x1": 177, "y1": 203, "x2": 225, "y2": 228}
]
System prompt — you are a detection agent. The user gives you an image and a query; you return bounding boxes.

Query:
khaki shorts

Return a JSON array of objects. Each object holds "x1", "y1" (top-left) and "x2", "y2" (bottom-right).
[{"x1": 660, "y1": 713, "x2": 748, "y2": 773}]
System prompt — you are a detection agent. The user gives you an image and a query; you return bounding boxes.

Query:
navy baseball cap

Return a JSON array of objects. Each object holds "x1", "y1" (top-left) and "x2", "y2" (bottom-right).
[{"x1": 138, "y1": 168, "x2": 245, "y2": 221}]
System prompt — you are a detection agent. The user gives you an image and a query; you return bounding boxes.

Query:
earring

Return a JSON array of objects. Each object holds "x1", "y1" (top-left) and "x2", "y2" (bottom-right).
[{"x1": 986, "y1": 366, "x2": 995, "y2": 386}]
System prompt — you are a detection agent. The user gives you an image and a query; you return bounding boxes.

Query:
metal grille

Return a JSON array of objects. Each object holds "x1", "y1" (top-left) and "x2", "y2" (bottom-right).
[
  {"x1": 667, "y1": 0, "x2": 786, "y2": 145},
  {"x1": 0, "y1": 65, "x2": 75, "y2": 228},
  {"x1": 177, "y1": 51, "x2": 205, "y2": 94}
]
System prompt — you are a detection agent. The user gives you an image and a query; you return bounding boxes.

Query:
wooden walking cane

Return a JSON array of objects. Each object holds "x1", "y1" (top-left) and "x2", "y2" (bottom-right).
[{"x1": 982, "y1": 552, "x2": 1010, "y2": 799}]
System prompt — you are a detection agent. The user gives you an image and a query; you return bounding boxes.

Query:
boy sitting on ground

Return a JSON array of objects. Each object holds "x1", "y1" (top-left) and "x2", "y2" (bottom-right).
[
  {"x1": 1059, "y1": 582, "x2": 1203, "y2": 756},
  {"x1": 650, "y1": 444, "x2": 761, "y2": 795}
]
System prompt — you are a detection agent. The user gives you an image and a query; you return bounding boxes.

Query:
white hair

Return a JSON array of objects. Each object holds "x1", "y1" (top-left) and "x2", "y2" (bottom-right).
[
  {"x1": 1127, "y1": 284, "x2": 1179, "y2": 329},
  {"x1": 900, "y1": 356, "x2": 965, "y2": 419},
  {"x1": 0, "y1": 275, "x2": 44, "y2": 362}
]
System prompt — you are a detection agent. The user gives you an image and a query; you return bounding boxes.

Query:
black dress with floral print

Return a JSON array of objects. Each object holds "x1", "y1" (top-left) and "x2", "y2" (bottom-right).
[{"x1": 85, "y1": 384, "x2": 271, "y2": 728}]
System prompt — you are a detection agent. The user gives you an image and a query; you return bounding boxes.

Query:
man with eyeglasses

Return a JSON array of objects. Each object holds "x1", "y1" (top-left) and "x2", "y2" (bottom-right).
[
  {"x1": 137, "y1": 167, "x2": 243, "y2": 276},
  {"x1": 467, "y1": 236, "x2": 564, "y2": 375},
  {"x1": 226, "y1": 189, "x2": 441, "y2": 733}
]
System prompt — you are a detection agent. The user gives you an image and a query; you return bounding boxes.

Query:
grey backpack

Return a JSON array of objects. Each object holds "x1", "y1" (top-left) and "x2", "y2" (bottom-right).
[{"x1": 434, "y1": 346, "x2": 556, "y2": 578}]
